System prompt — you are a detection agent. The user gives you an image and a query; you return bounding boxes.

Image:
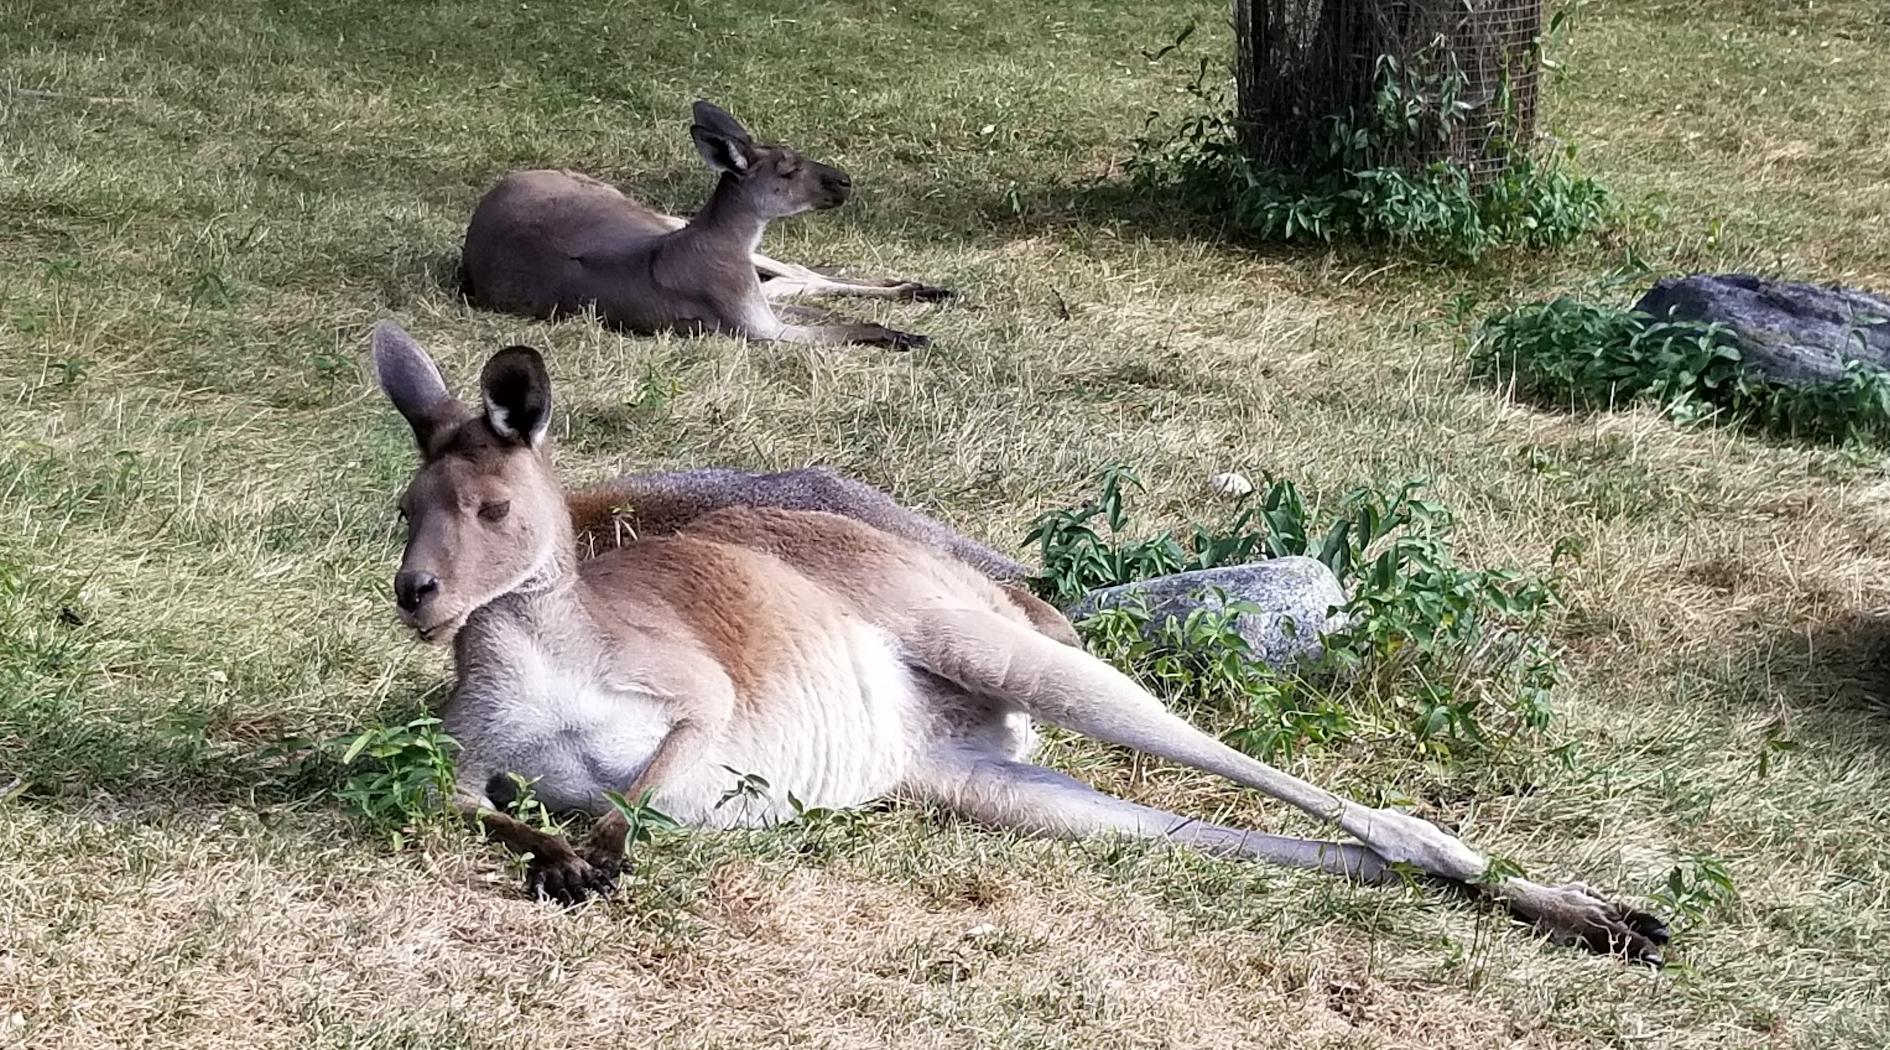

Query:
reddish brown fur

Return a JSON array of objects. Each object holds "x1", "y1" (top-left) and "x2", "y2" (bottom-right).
[
  {"x1": 565, "y1": 483, "x2": 1080, "y2": 647},
  {"x1": 576, "y1": 536, "x2": 814, "y2": 701}
]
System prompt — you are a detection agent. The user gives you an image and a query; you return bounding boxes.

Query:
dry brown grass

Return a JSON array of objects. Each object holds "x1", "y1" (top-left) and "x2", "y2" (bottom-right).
[{"x1": 4, "y1": 0, "x2": 1890, "y2": 1046}]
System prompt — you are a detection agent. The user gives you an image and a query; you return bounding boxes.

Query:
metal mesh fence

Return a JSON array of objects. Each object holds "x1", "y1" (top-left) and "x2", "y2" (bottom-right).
[{"x1": 1234, "y1": 0, "x2": 1543, "y2": 182}]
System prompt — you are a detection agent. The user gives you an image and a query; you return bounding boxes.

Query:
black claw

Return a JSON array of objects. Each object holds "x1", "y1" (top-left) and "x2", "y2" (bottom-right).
[
  {"x1": 527, "y1": 857, "x2": 604, "y2": 907},
  {"x1": 1629, "y1": 910, "x2": 1673, "y2": 946},
  {"x1": 911, "y1": 286, "x2": 955, "y2": 303},
  {"x1": 1596, "y1": 922, "x2": 1665, "y2": 968}
]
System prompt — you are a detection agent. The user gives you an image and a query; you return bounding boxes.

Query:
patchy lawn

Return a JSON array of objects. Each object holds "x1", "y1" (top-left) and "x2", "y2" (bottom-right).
[{"x1": 2, "y1": 1, "x2": 1887, "y2": 1046}]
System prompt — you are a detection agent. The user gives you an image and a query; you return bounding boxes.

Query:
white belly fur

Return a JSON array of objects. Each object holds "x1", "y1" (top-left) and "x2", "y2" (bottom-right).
[{"x1": 449, "y1": 623, "x2": 931, "y2": 827}]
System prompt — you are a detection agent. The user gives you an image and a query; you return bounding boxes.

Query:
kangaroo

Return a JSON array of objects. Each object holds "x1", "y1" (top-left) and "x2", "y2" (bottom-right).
[
  {"x1": 460, "y1": 100, "x2": 947, "y2": 349},
  {"x1": 368, "y1": 321, "x2": 1670, "y2": 965}
]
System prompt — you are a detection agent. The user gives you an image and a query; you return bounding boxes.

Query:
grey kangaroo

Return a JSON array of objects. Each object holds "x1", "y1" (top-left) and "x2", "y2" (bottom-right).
[
  {"x1": 460, "y1": 100, "x2": 948, "y2": 349},
  {"x1": 369, "y1": 320, "x2": 1671, "y2": 966}
]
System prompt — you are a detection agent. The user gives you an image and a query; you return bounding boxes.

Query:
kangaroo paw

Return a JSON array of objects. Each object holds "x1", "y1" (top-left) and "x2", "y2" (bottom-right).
[{"x1": 527, "y1": 850, "x2": 617, "y2": 906}]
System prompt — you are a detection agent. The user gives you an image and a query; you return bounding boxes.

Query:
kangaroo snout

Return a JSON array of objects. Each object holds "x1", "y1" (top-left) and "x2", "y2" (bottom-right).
[
  {"x1": 817, "y1": 166, "x2": 853, "y2": 209},
  {"x1": 394, "y1": 569, "x2": 440, "y2": 616}
]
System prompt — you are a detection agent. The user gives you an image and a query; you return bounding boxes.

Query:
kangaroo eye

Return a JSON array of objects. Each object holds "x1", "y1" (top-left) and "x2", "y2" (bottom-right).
[{"x1": 477, "y1": 500, "x2": 511, "y2": 523}]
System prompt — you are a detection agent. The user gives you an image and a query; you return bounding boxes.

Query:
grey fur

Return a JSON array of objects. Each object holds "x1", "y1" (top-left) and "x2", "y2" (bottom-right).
[{"x1": 576, "y1": 466, "x2": 1032, "y2": 582}]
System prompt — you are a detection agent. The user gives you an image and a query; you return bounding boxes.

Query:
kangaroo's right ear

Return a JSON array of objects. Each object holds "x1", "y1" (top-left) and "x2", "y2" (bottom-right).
[
  {"x1": 479, "y1": 345, "x2": 552, "y2": 448},
  {"x1": 690, "y1": 99, "x2": 757, "y2": 176},
  {"x1": 371, "y1": 321, "x2": 457, "y2": 451}
]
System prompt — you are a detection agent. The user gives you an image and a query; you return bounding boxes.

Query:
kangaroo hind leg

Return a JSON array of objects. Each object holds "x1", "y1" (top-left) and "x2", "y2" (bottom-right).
[
  {"x1": 904, "y1": 608, "x2": 1670, "y2": 963},
  {"x1": 903, "y1": 750, "x2": 1397, "y2": 882}
]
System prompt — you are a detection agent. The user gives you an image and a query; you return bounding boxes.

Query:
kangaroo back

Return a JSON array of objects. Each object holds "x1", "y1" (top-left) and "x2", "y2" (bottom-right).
[{"x1": 565, "y1": 466, "x2": 1033, "y2": 583}]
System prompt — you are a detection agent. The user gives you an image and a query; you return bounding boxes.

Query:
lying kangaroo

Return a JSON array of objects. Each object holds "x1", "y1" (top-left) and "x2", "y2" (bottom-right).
[
  {"x1": 369, "y1": 321, "x2": 1670, "y2": 964},
  {"x1": 460, "y1": 100, "x2": 946, "y2": 349}
]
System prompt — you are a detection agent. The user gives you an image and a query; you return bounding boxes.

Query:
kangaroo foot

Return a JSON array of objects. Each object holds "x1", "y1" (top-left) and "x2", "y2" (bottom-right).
[
  {"x1": 1493, "y1": 878, "x2": 1671, "y2": 965},
  {"x1": 861, "y1": 324, "x2": 929, "y2": 350},
  {"x1": 892, "y1": 281, "x2": 954, "y2": 302}
]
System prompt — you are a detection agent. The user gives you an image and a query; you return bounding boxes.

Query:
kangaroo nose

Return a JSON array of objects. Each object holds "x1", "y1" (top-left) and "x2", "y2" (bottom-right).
[{"x1": 394, "y1": 571, "x2": 439, "y2": 614}]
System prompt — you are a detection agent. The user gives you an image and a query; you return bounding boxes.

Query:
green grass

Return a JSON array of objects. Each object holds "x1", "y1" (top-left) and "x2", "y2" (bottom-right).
[{"x1": 4, "y1": 0, "x2": 1890, "y2": 1046}]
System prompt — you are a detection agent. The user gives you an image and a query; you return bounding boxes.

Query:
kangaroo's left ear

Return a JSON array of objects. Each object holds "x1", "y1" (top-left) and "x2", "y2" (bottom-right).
[
  {"x1": 691, "y1": 99, "x2": 758, "y2": 176},
  {"x1": 479, "y1": 345, "x2": 552, "y2": 447}
]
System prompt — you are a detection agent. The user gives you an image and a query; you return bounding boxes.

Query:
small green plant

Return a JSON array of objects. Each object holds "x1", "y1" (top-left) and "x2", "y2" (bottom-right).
[
  {"x1": 603, "y1": 788, "x2": 684, "y2": 851},
  {"x1": 630, "y1": 362, "x2": 685, "y2": 413},
  {"x1": 498, "y1": 771, "x2": 568, "y2": 835},
  {"x1": 1129, "y1": 47, "x2": 1608, "y2": 261},
  {"x1": 717, "y1": 766, "x2": 773, "y2": 812},
  {"x1": 1024, "y1": 466, "x2": 1189, "y2": 606},
  {"x1": 1470, "y1": 297, "x2": 1890, "y2": 445},
  {"x1": 1755, "y1": 721, "x2": 1802, "y2": 780},
  {"x1": 329, "y1": 716, "x2": 459, "y2": 846},
  {"x1": 1649, "y1": 854, "x2": 1738, "y2": 932},
  {"x1": 1472, "y1": 852, "x2": 1529, "y2": 886},
  {"x1": 1025, "y1": 468, "x2": 1424, "y2": 606}
]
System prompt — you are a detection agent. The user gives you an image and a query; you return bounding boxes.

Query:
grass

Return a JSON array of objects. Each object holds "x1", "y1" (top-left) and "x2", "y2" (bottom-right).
[{"x1": 3, "y1": 0, "x2": 1890, "y2": 1046}]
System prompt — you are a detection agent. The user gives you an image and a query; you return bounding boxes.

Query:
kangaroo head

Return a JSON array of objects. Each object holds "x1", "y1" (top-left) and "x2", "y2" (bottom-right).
[
  {"x1": 689, "y1": 99, "x2": 852, "y2": 217},
  {"x1": 370, "y1": 322, "x2": 569, "y2": 642}
]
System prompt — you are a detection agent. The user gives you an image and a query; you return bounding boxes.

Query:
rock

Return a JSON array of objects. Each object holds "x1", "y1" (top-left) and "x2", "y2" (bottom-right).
[
  {"x1": 1067, "y1": 557, "x2": 1348, "y2": 668},
  {"x1": 1208, "y1": 471, "x2": 1255, "y2": 498},
  {"x1": 1632, "y1": 274, "x2": 1890, "y2": 387}
]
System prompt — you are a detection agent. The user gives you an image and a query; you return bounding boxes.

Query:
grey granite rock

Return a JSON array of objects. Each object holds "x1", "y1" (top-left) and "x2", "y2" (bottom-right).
[
  {"x1": 1633, "y1": 273, "x2": 1890, "y2": 387},
  {"x1": 1067, "y1": 557, "x2": 1348, "y2": 668}
]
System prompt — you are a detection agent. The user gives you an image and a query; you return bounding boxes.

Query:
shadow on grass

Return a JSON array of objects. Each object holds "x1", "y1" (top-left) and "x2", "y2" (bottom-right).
[{"x1": 1768, "y1": 614, "x2": 1890, "y2": 723}]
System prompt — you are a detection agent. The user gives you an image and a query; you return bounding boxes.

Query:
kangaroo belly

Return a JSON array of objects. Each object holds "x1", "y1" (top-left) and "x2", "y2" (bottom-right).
[
  {"x1": 671, "y1": 623, "x2": 925, "y2": 828},
  {"x1": 449, "y1": 625, "x2": 940, "y2": 825}
]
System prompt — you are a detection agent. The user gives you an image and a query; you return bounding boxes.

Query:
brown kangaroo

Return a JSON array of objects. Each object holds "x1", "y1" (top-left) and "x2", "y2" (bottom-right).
[
  {"x1": 460, "y1": 100, "x2": 948, "y2": 349},
  {"x1": 369, "y1": 320, "x2": 1670, "y2": 965}
]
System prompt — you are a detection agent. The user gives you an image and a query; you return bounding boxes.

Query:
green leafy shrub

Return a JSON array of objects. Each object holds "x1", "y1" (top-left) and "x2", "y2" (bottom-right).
[
  {"x1": 1129, "y1": 51, "x2": 1608, "y2": 261},
  {"x1": 1470, "y1": 297, "x2": 1890, "y2": 445},
  {"x1": 1031, "y1": 468, "x2": 1565, "y2": 766},
  {"x1": 328, "y1": 715, "x2": 460, "y2": 846}
]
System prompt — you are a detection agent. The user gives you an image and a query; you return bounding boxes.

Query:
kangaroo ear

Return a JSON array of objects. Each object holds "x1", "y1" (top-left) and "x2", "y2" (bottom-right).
[
  {"x1": 371, "y1": 321, "x2": 459, "y2": 451},
  {"x1": 480, "y1": 345, "x2": 552, "y2": 448},
  {"x1": 691, "y1": 99, "x2": 757, "y2": 175}
]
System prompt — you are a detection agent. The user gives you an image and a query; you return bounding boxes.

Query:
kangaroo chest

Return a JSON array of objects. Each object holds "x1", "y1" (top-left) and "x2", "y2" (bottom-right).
[{"x1": 446, "y1": 640, "x2": 671, "y2": 814}]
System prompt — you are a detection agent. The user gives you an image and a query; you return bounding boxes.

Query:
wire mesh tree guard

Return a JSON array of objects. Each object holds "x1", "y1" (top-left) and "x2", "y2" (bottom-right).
[{"x1": 1233, "y1": 0, "x2": 1544, "y2": 182}]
